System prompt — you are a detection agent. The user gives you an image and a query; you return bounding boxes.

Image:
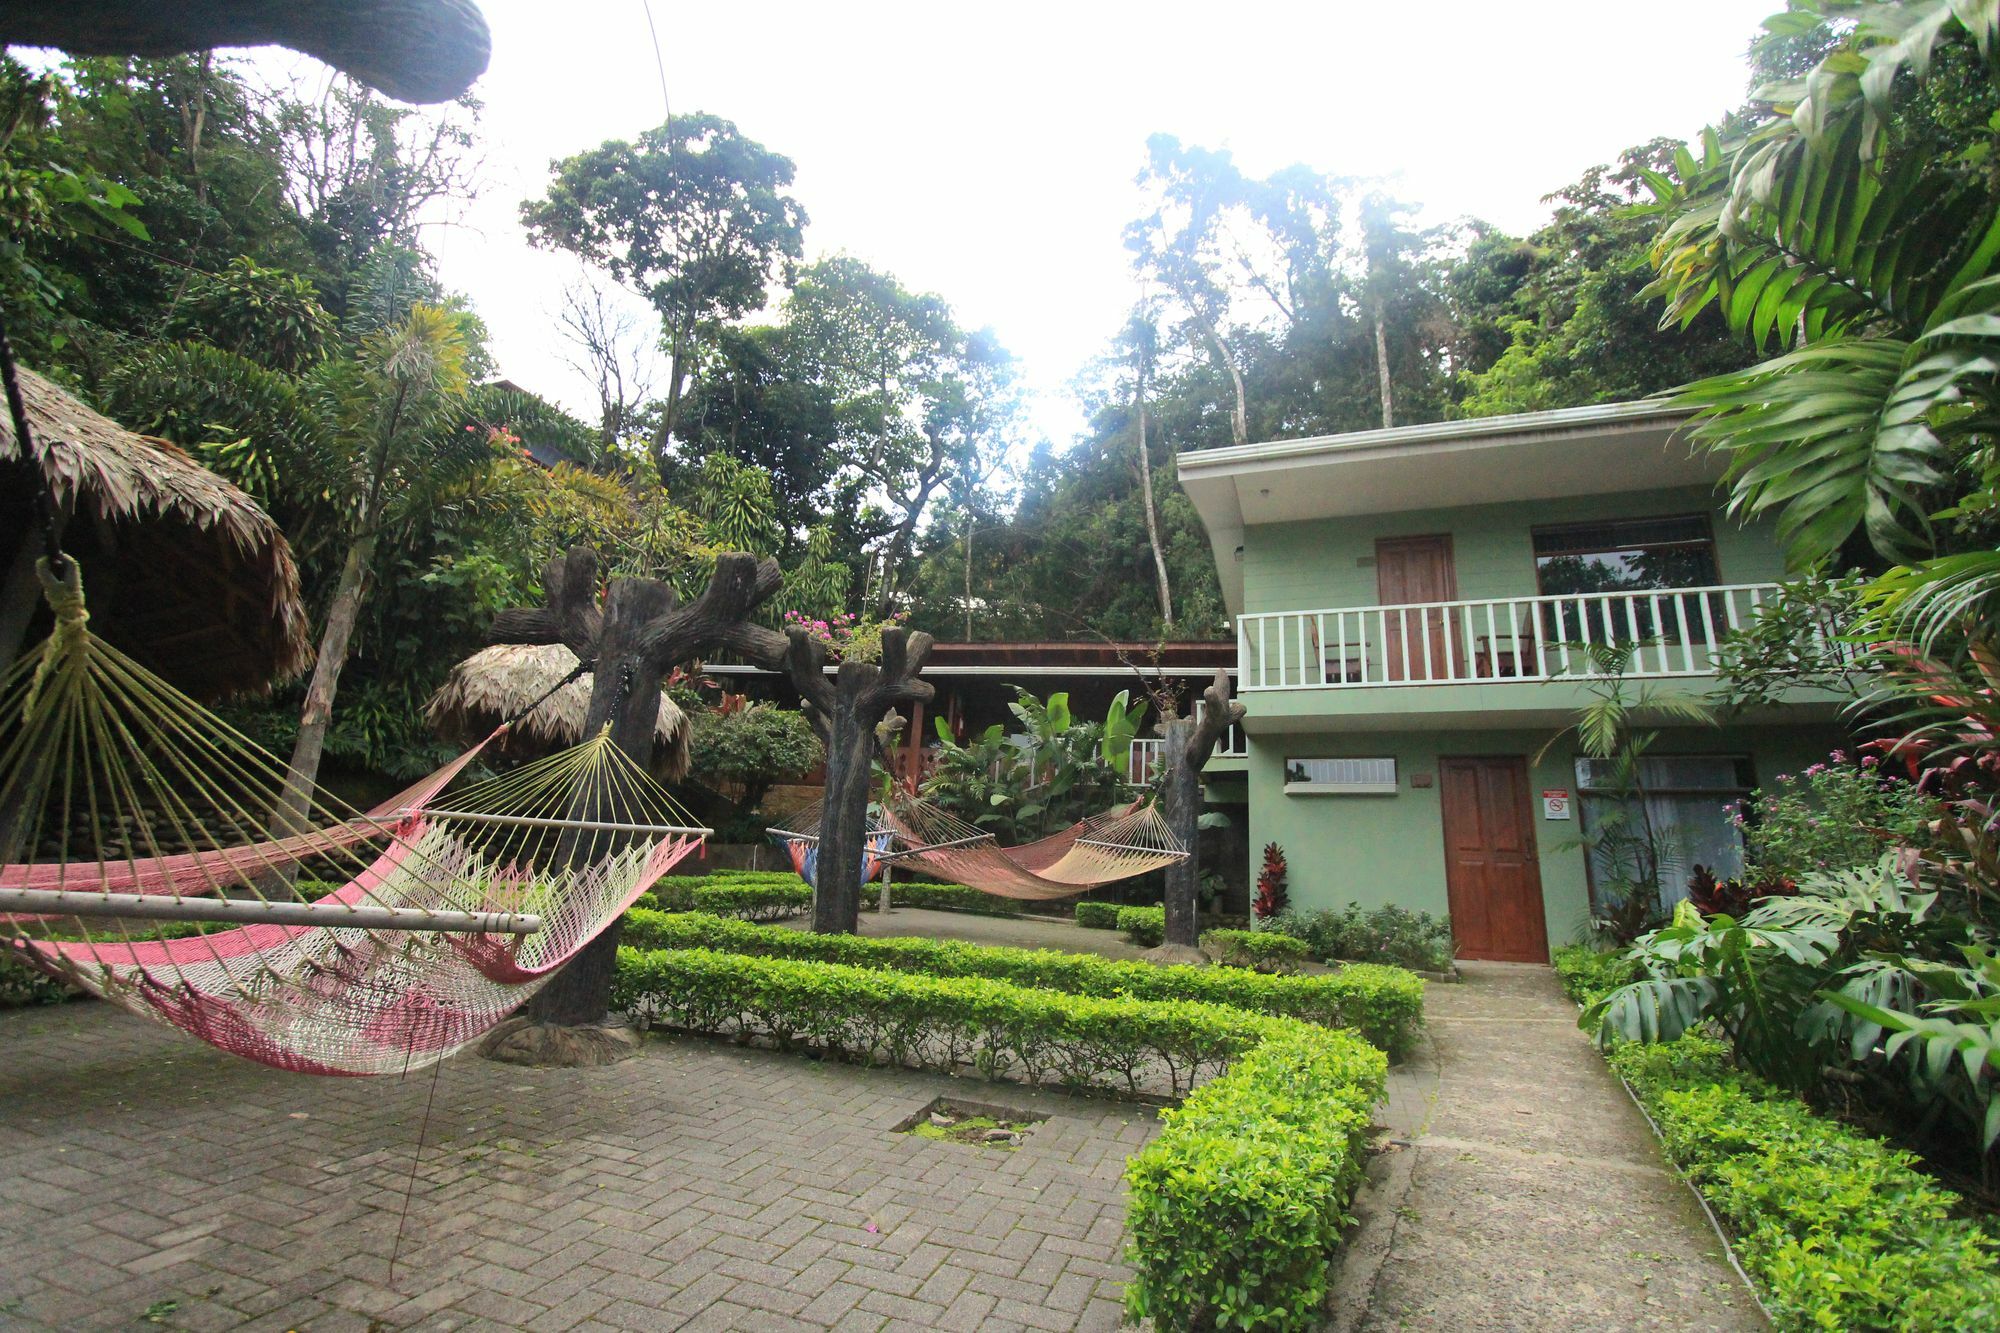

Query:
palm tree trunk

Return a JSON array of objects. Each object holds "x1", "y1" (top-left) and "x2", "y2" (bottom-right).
[{"x1": 272, "y1": 530, "x2": 376, "y2": 833}]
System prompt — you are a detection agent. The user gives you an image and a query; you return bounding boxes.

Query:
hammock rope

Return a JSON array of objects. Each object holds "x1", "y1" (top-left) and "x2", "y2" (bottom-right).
[
  {"x1": 764, "y1": 797, "x2": 894, "y2": 887},
  {"x1": 881, "y1": 794, "x2": 1186, "y2": 899},
  {"x1": 1, "y1": 560, "x2": 707, "y2": 1075},
  {"x1": 761, "y1": 786, "x2": 1181, "y2": 895}
]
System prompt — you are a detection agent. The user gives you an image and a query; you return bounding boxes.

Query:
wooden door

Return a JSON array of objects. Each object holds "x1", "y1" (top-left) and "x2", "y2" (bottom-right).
[
  {"x1": 1377, "y1": 535, "x2": 1457, "y2": 682},
  {"x1": 1439, "y1": 756, "x2": 1550, "y2": 962}
]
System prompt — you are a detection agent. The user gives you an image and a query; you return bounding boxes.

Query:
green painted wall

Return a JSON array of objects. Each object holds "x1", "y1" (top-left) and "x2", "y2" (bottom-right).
[
  {"x1": 1240, "y1": 485, "x2": 1789, "y2": 616},
  {"x1": 1245, "y1": 722, "x2": 1839, "y2": 956}
]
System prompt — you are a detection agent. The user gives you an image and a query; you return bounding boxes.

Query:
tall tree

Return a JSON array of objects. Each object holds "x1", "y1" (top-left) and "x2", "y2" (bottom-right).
[
  {"x1": 271, "y1": 301, "x2": 475, "y2": 831},
  {"x1": 520, "y1": 113, "x2": 807, "y2": 483},
  {"x1": 1122, "y1": 309, "x2": 1173, "y2": 627}
]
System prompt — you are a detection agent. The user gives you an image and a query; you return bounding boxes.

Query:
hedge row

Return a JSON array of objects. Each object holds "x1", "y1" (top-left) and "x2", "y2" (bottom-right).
[
  {"x1": 618, "y1": 909, "x2": 1423, "y2": 1055},
  {"x1": 1119, "y1": 905, "x2": 1165, "y2": 947},
  {"x1": 1126, "y1": 1027, "x2": 1385, "y2": 1330},
  {"x1": 1074, "y1": 901, "x2": 1125, "y2": 929},
  {"x1": 867, "y1": 881, "x2": 1022, "y2": 917},
  {"x1": 2, "y1": 918, "x2": 223, "y2": 1008},
  {"x1": 1609, "y1": 1037, "x2": 2000, "y2": 1330},
  {"x1": 644, "y1": 877, "x2": 813, "y2": 922}
]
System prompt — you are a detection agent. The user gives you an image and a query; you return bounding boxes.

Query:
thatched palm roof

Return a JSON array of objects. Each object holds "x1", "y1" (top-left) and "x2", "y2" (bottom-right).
[
  {"x1": 426, "y1": 643, "x2": 692, "y2": 780},
  {"x1": 1, "y1": 367, "x2": 311, "y2": 699}
]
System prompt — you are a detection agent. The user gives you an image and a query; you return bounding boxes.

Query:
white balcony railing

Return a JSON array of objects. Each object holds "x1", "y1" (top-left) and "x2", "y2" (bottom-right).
[
  {"x1": 1236, "y1": 583, "x2": 1784, "y2": 691},
  {"x1": 1129, "y1": 711, "x2": 1247, "y2": 784}
]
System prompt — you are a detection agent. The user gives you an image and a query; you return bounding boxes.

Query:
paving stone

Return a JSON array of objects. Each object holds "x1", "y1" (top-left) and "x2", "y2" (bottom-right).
[{"x1": 2, "y1": 982, "x2": 1154, "y2": 1329}]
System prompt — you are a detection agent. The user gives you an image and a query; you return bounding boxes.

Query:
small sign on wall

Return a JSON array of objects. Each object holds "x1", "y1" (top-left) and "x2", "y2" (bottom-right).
[{"x1": 1542, "y1": 789, "x2": 1572, "y2": 820}]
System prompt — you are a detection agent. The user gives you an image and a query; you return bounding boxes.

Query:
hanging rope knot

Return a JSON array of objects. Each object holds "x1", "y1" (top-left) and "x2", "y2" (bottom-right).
[
  {"x1": 21, "y1": 556, "x2": 88, "y2": 721},
  {"x1": 35, "y1": 555, "x2": 87, "y2": 629}
]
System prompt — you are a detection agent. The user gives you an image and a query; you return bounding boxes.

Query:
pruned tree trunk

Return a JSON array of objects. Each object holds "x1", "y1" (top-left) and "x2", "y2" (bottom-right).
[
  {"x1": 480, "y1": 545, "x2": 787, "y2": 1066},
  {"x1": 272, "y1": 531, "x2": 377, "y2": 837},
  {"x1": 1146, "y1": 669, "x2": 1246, "y2": 965},
  {"x1": 778, "y1": 625, "x2": 934, "y2": 935}
]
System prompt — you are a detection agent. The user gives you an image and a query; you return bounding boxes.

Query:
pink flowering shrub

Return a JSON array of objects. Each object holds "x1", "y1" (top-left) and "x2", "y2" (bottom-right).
[
  {"x1": 781, "y1": 609, "x2": 908, "y2": 663},
  {"x1": 1734, "y1": 751, "x2": 1942, "y2": 880}
]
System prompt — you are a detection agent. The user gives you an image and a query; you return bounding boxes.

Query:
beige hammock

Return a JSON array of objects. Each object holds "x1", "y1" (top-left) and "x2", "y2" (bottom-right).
[{"x1": 884, "y1": 796, "x2": 1186, "y2": 900}]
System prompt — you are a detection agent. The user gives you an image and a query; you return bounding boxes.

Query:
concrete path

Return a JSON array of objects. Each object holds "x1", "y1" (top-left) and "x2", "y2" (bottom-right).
[{"x1": 1334, "y1": 963, "x2": 1763, "y2": 1332}]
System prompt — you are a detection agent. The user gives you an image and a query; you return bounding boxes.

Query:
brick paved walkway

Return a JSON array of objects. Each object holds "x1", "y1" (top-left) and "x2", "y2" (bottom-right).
[{"x1": 0, "y1": 1003, "x2": 1153, "y2": 1331}]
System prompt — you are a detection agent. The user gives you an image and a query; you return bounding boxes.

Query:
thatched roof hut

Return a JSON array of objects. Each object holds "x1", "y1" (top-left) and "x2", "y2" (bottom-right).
[
  {"x1": 1, "y1": 367, "x2": 312, "y2": 699},
  {"x1": 426, "y1": 643, "x2": 693, "y2": 780}
]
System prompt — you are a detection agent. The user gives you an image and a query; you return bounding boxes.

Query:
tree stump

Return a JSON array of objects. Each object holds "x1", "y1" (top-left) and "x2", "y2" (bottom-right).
[
  {"x1": 776, "y1": 626, "x2": 934, "y2": 934},
  {"x1": 476, "y1": 545, "x2": 786, "y2": 1065}
]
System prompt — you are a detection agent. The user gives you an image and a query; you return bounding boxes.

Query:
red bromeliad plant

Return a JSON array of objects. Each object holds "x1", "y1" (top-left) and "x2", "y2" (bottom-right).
[{"x1": 1253, "y1": 842, "x2": 1288, "y2": 921}]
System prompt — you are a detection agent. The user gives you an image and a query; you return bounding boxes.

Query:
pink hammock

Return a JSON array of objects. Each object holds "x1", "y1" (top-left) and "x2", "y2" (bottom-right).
[{"x1": 0, "y1": 735, "x2": 493, "y2": 897}]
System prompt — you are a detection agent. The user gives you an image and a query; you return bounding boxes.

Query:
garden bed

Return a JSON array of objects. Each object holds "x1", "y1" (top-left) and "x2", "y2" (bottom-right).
[{"x1": 1552, "y1": 946, "x2": 2000, "y2": 1331}]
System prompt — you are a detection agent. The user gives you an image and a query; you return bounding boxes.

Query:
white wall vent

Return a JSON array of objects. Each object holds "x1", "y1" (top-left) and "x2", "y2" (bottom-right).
[{"x1": 1284, "y1": 756, "x2": 1398, "y2": 795}]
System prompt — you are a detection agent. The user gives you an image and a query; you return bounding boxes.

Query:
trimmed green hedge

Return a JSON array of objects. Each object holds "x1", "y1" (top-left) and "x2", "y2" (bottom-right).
[
  {"x1": 1201, "y1": 928, "x2": 1311, "y2": 975},
  {"x1": 2, "y1": 918, "x2": 234, "y2": 1008},
  {"x1": 1550, "y1": 943, "x2": 1638, "y2": 1006},
  {"x1": 869, "y1": 880, "x2": 1021, "y2": 917},
  {"x1": 619, "y1": 909, "x2": 1423, "y2": 1054},
  {"x1": 614, "y1": 945, "x2": 1333, "y2": 1096},
  {"x1": 644, "y1": 877, "x2": 812, "y2": 921},
  {"x1": 1075, "y1": 901, "x2": 1125, "y2": 929},
  {"x1": 1609, "y1": 1037, "x2": 2000, "y2": 1330},
  {"x1": 1126, "y1": 1027, "x2": 1385, "y2": 1330},
  {"x1": 1119, "y1": 905, "x2": 1165, "y2": 947}
]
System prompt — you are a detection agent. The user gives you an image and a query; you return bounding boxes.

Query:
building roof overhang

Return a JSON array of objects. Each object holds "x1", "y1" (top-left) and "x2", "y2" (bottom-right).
[{"x1": 1178, "y1": 399, "x2": 1714, "y2": 616}]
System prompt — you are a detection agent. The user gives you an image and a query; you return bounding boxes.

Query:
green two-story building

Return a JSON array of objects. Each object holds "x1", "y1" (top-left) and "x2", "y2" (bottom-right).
[{"x1": 1180, "y1": 400, "x2": 1843, "y2": 962}]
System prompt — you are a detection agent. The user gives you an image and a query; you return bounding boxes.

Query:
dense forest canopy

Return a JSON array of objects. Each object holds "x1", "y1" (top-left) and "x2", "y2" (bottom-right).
[{"x1": 0, "y1": 10, "x2": 1823, "y2": 778}]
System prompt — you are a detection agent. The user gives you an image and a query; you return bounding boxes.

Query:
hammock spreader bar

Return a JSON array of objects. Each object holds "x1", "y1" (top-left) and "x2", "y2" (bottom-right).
[{"x1": 0, "y1": 888, "x2": 542, "y2": 935}]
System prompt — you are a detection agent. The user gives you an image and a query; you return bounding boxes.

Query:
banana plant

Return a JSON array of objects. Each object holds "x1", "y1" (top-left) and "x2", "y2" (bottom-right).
[{"x1": 1100, "y1": 689, "x2": 1149, "y2": 779}]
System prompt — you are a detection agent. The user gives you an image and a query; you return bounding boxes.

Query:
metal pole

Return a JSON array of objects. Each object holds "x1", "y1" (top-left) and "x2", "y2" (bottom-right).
[{"x1": 0, "y1": 888, "x2": 542, "y2": 935}]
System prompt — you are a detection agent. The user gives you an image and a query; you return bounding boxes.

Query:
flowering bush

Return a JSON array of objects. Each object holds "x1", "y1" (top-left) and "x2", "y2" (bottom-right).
[
  {"x1": 1736, "y1": 752, "x2": 1940, "y2": 881},
  {"x1": 781, "y1": 609, "x2": 908, "y2": 663}
]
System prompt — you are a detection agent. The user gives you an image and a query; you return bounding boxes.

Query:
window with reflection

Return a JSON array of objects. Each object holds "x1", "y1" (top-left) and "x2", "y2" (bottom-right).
[{"x1": 1533, "y1": 516, "x2": 1722, "y2": 648}]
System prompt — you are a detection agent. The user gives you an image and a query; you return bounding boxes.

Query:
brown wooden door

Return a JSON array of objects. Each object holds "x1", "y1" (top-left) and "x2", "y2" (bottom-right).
[
  {"x1": 1439, "y1": 756, "x2": 1550, "y2": 962},
  {"x1": 1377, "y1": 535, "x2": 1457, "y2": 682}
]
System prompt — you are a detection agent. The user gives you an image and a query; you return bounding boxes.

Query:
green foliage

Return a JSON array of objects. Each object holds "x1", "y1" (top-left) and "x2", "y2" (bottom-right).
[
  {"x1": 1551, "y1": 943, "x2": 1640, "y2": 1007},
  {"x1": 1713, "y1": 573, "x2": 1876, "y2": 712},
  {"x1": 643, "y1": 876, "x2": 813, "y2": 922},
  {"x1": 1200, "y1": 929, "x2": 1311, "y2": 975},
  {"x1": 1125, "y1": 1029, "x2": 1386, "y2": 1331},
  {"x1": 1119, "y1": 905, "x2": 1166, "y2": 948},
  {"x1": 922, "y1": 688, "x2": 1129, "y2": 844},
  {"x1": 687, "y1": 705, "x2": 821, "y2": 810},
  {"x1": 1609, "y1": 1036, "x2": 2000, "y2": 1331},
  {"x1": 163, "y1": 257, "x2": 335, "y2": 373},
  {"x1": 1584, "y1": 860, "x2": 1970, "y2": 1092},
  {"x1": 1826, "y1": 942, "x2": 2000, "y2": 1151},
  {"x1": 867, "y1": 881, "x2": 1022, "y2": 917},
  {"x1": 1740, "y1": 755, "x2": 1942, "y2": 881},
  {"x1": 1266, "y1": 903, "x2": 1456, "y2": 973},
  {"x1": 1074, "y1": 901, "x2": 1125, "y2": 929},
  {"x1": 0, "y1": 953, "x2": 75, "y2": 1008},
  {"x1": 616, "y1": 909, "x2": 1425, "y2": 1054}
]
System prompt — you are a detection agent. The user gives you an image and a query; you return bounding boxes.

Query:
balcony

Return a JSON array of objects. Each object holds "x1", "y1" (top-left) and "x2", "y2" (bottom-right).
[{"x1": 1237, "y1": 583, "x2": 1787, "y2": 691}]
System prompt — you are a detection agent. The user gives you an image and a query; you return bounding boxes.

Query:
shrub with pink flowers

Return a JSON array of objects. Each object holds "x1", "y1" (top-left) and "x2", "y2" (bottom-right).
[
  {"x1": 1736, "y1": 751, "x2": 1942, "y2": 881},
  {"x1": 781, "y1": 609, "x2": 908, "y2": 664}
]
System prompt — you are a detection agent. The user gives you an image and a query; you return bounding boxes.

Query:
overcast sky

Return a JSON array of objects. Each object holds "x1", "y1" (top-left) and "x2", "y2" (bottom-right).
[{"x1": 423, "y1": 0, "x2": 1778, "y2": 445}]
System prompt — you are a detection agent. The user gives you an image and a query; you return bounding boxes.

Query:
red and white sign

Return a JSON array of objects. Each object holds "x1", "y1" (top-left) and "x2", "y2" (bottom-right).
[{"x1": 1541, "y1": 789, "x2": 1571, "y2": 820}]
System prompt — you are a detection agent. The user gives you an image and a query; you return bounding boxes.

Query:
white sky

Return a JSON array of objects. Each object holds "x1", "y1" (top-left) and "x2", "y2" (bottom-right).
[{"x1": 423, "y1": 0, "x2": 1777, "y2": 446}]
